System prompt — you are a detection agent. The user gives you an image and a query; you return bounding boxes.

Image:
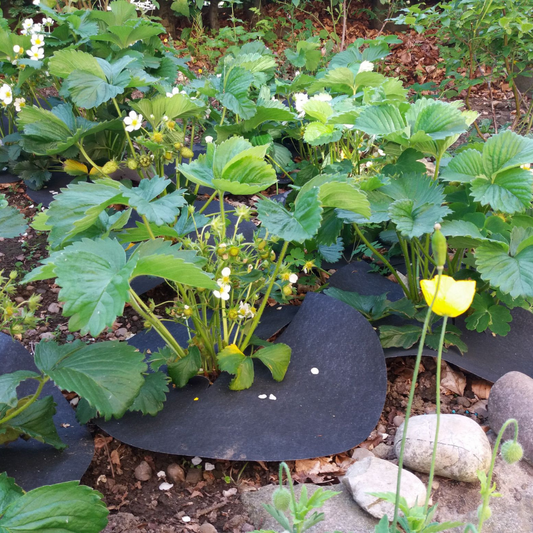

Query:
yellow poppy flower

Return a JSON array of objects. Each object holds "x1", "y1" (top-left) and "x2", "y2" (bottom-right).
[{"x1": 420, "y1": 275, "x2": 476, "y2": 318}]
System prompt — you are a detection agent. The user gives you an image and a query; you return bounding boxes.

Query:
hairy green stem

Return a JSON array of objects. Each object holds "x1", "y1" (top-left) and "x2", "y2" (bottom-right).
[
  {"x1": 424, "y1": 312, "x2": 448, "y2": 511},
  {"x1": 392, "y1": 273, "x2": 443, "y2": 528},
  {"x1": 240, "y1": 240, "x2": 289, "y2": 352}
]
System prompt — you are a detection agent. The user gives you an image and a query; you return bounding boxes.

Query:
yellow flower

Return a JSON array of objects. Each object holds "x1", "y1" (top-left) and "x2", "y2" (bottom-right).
[{"x1": 420, "y1": 275, "x2": 476, "y2": 318}]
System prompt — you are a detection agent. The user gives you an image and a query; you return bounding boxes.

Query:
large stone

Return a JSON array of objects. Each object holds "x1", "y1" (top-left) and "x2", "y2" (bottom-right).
[
  {"x1": 394, "y1": 414, "x2": 491, "y2": 482},
  {"x1": 342, "y1": 456, "x2": 426, "y2": 519},
  {"x1": 435, "y1": 432, "x2": 533, "y2": 532},
  {"x1": 488, "y1": 371, "x2": 533, "y2": 465},
  {"x1": 241, "y1": 483, "x2": 378, "y2": 532}
]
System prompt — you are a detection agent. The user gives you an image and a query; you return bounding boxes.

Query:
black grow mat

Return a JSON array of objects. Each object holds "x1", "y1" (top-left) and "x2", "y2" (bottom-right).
[
  {"x1": 0, "y1": 171, "x2": 20, "y2": 184},
  {"x1": 25, "y1": 173, "x2": 74, "y2": 208},
  {"x1": 329, "y1": 262, "x2": 533, "y2": 383},
  {"x1": 97, "y1": 293, "x2": 387, "y2": 460},
  {"x1": 0, "y1": 333, "x2": 94, "y2": 491}
]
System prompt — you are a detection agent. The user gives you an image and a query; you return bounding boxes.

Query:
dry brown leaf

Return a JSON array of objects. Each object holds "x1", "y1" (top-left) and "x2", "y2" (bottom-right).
[
  {"x1": 471, "y1": 379, "x2": 492, "y2": 399},
  {"x1": 93, "y1": 435, "x2": 113, "y2": 450},
  {"x1": 294, "y1": 457, "x2": 339, "y2": 476},
  {"x1": 110, "y1": 449, "x2": 121, "y2": 466},
  {"x1": 440, "y1": 362, "x2": 467, "y2": 395}
]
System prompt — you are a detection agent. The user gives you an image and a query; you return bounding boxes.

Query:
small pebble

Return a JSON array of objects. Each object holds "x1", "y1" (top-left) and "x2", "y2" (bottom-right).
[
  {"x1": 157, "y1": 470, "x2": 166, "y2": 479},
  {"x1": 191, "y1": 456, "x2": 202, "y2": 466},
  {"x1": 47, "y1": 302, "x2": 61, "y2": 314},
  {"x1": 159, "y1": 482, "x2": 174, "y2": 491},
  {"x1": 268, "y1": 394, "x2": 277, "y2": 400},
  {"x1": 134, "y1": 461, "x2": 152, "y2": 482},
  {"x1": 199, "y1": 524, "x2": 217, "y2": 533},
  {"x1": 311, "y1": 367, "x2": 319, "y2": 374},
  {"x1": 39, "y1": 332, "x2": 55, "y2": 340},
  {"x1": 393, "y1": 415, "x2": 405, "y2": 427},
  {"x1": 205, "y1": 462, "x2": 215, "y2": 471},
  {"x1": 167, "y1": 463, "x2": 185, "y2": 483},
  {"x1": 258, "y1": 394, "x2": 267, "y2": 399},
  {"x1": 182, "y1": 516, "x2": 191, "y2": 523}
]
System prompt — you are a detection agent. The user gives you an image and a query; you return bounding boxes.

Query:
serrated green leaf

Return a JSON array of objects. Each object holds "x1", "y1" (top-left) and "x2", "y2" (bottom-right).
[
  {"x1": 0, "y1": 478, "x2": 108, "y2": 533},
  {"x1": 34, "y1": 339, "x2": 146, "y2": 421},
  {"x1": 214, "y1": 154, "x2": 277, "y2": 195},
  {"x1": 0, "y1": 396, "x2": 66, "y2": 450},
  {"x1": 51, "y1": 238, "x2": 136, "y2": 336},
  {"x1": 257, "y1": 187, "x2": 323, "y2": 243},
  {"x1": 42, "y1": 179, "x2": 123, "y2": 249},
  {"x1": 63, "y1": 69, "x2": 128, "y2": 109},
  {"x1": 380, "y1": 324, "x2": 422, "y2": 349},
  {"x1": 0, "y1": 371, "x2": 39, "y2": 410},
  {"x1": 324, "y1": 287, "x2": 388, "y2": 320},
  {"x1": 355, "y1": 104, "x2": 406, "y2": 136},
  {"x1": 465, "y1": 293, "x2": 512, "y2": 336},
  {"x1": 0, "y1": 473, "x2": 23, "y2": 515},
  {"x1": 0, "y1": 206, "x2": 27, "y2": 238},
  {"x1": 302, "y1": 99, "x2": 333, "y2": 123},
  {"x1": 129, "y1": 371, "x2": 169, "y2": 416},
  {"x1": 440, "y1": 149, "x2": 483, "y2": 183},
  {"x1": 303, "y1": 121, "x2": 343, "y2": 146},
  {"x1": 475, "y1": 238, "x2": 533, "y2": 298},
  {"x1": 470, "y1": 167, "x2": 532, "y2": 214},
  {"x1": 167, "y1": 346, "x2": 202, "y2": 388},
  {"x1": 217, "y1": 344, "x2": 254, "y2": 390},
  {"x1": 119, "y1": 177, "x2": 186, "y2": 225},
  {"x1": 482, "y1": 130, "x2": 533, "y2": 176},
  {"x1": 48, "y1": 48, "x2": 105, "y2": 79},
  {"x1": 252, "y1": 343, "x2": 291, "y2": 381},
  {"x1": 218, "y1": 66, "x2": 255, "y2": 120},
  {"x1": 407, "y1": 100, "x2": 469, "y2": 141},
  {"x1": 131, "y1": 239, "x2": 217, "y2": 289}
]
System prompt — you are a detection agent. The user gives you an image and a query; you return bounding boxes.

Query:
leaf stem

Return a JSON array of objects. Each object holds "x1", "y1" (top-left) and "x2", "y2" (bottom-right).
[
  {"x1": 128, "y1": 289, "x2": 186, "y2": 358},
  {"x1": 353, "y1": 224, "x2": 410, "y2": 297},
  {"x1": 240, "y1": 240, "x2": 289, "y2": 352},
  {"x1": 0, "y1": 376, "x2": 49, "y2": 426}
]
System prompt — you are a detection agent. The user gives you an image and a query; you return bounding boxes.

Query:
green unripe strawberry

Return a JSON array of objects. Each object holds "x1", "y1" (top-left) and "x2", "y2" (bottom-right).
[
  {"x1": 272, "y1": 487, "x2": 291, "y2": 511},
  {"x1": 180, "y1": 147, "x2": 194, "y2": 159},
  {"x1": 127, "y1": 158, "x2": 138, "y2": 170},
  {"x1": 501, "y1": 440, "x2": 523, "y2": 464}
]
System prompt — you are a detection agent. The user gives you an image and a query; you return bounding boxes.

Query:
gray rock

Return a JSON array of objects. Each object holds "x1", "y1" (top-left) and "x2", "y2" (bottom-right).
[
  {"x1": 394, "y1": 414, "x2": 491, "y2": 482},
  {"x1": 198, "y1": 524, "x2": 217, "y2": 533},
  {"x1": 435, "y1": 442, "x2": 533, "y2": 532},
  {"x1": 134, "y1": 461, "x2": 152, "y2": 481},
  {"x1": 241, "y1": 483, "x2": 378, "y2": 532},
  {"x1": 166, "y1": 463, "x2": 185, "y2": 483},
  {"x1": 488, "y1": 371, "x2": 533, "y2": 465},
  {"x1": 185, "y1": 468, "x2": 203, "y2": 484},
  {"x1": 393, "y1": 415, "x2": 405, "y2": 427},
  {"x1": 343, "y1": 456, "x2": 426, "y2": 519},
  {"x1": 351, "y1": 448, "x2": 374, "y2": 461},
  {"x1": 47, "y1": 302, "x2": 61, "y2": 314},
  {"x1": 372, "y1": 443, "x2": 394, "y2": 460},
  {"x1": 39, "y1": 332, "x2": 55, "y2": 340}
]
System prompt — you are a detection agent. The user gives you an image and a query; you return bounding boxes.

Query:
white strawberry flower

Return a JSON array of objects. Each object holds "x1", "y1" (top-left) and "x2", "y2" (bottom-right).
[
  {"x1": 166, "y1": 87, "x2": 180, "y2": 97},
  {"x1": 27, "y1": 46, "x2": 44, "y2": 61},
  {"x1": 13, "y1": 45, "x2": 21, "y2": 54},
  {"x1": 14, "y1": 97, "x2": 26, "y2": 112},
  {"x1": 289, "y1": 273, "x2": 298, "y2": 284},
  {"x1": 0, "y1": 84, "x2": 13, "y2": 105},
  {"x1": 205, "y1": 135, "x2": 213, "y2": 143},
  {"x1": 31, "y1": 34, "x2": 45, "y2": 47},
  {"x1": 238, "y1": 301, "x2": 255, "y2": 320},
  {"x1": 213, "y1": 283, "x2": 230, "y2": 301},
  {"x1": 124, "y1": 111, "x2": 143, "y2": 132},
  {"x1": 293, "y1": 92, "x2": 309, "y2": 118},
  {"x1": 359, "y1": 60, "x2": 374, "y2": 73},
  {"x1": 22, "y1": 19, "x2": 34, "y2": 30},
  {"x1": 32, "y1": 0, "x2": 40, "y2": 5}
]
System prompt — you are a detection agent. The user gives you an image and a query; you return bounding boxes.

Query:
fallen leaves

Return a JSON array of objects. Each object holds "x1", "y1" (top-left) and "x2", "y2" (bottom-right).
[{"x1": 440, "y1": 361, "x2": 467, "y2": 396}]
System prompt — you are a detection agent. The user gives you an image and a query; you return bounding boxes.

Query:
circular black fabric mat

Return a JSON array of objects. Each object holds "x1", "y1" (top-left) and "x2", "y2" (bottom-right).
[
  {"x1": 0, "y1": 333, "x2": 94, "y2": 490},
  {"x1": 329, "y1": 262, "x2": 533, "y2": 382},
  {"x1": 97, "y1": 293, "x2": 387, "y2": 461}
]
